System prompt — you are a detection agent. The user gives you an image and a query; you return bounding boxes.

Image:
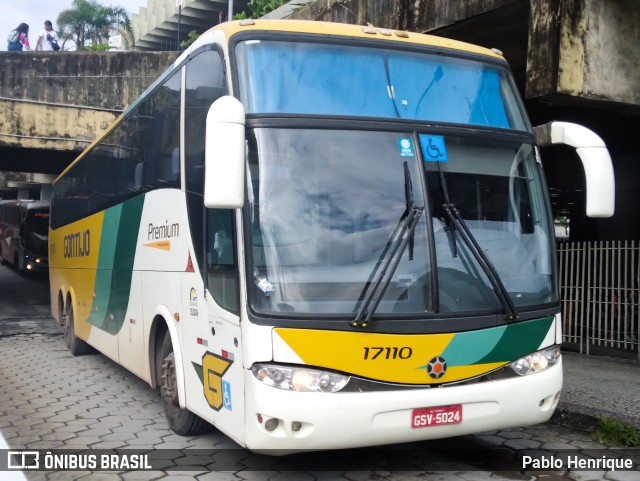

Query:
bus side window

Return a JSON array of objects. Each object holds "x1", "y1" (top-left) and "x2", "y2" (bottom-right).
[
  {"x1": 184, "y1": 48, "x2": 227, "y2": 279},
  {"x1": 206, "y1": 209, "x2": 239, "y2": 314}
]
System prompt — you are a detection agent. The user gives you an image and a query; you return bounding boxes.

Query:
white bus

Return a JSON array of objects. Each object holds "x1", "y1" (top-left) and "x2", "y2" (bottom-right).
[{"x1": 49, "y1": 20, "x2": 615, "y2": 452}]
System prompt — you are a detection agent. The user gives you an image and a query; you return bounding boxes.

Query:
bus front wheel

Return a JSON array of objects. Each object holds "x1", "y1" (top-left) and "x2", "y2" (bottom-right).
[{"x1": 159, "y1": 331, "x2": 211, "y2": 435}]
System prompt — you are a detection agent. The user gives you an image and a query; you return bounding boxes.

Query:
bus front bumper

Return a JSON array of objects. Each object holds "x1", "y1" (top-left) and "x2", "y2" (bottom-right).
[{"x1": 243, "y1": 359, "x2": 562, "y2": 453}]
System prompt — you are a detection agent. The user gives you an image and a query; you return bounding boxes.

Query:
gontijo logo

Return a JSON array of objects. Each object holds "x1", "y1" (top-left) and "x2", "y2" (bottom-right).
[{"x1": 64, "y1": 230, "x2": 90, "y2": 258}]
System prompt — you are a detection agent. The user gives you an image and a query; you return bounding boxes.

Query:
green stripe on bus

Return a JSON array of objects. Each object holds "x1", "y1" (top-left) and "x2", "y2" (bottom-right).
[
  {"x1": 475, "y1": 316, "x2": 555, "y2": 364},
  {"x1": 87, "y1": 196, "x2": 145, "y2": 335},
  {"x1": 441, "y1": 316, "x2": 554, "y2": 367},
  {"x1": 440, "y1": 326, "x2": 506, "y2": 367}
]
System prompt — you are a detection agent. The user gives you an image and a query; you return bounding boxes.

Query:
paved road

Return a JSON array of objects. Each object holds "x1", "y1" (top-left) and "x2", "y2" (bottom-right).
[{"x1": 0, "y1": 264, "x2": 638, "y2": 480}]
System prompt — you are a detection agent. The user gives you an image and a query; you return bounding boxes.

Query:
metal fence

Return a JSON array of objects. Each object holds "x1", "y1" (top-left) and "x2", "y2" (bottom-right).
[{"x1": 558, "y1": 240, "x2": 639, "y2": 358}]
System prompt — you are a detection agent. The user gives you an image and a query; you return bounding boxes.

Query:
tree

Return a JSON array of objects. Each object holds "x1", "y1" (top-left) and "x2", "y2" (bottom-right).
[
  {"x1": 180, "y1": 30, "x2": 200, "y2": 49},
  {"x1": 247, "y1": 0, "x2": 288, "y2": 18},
  {"x1": 233, "y1": 0, "x2": 289, "y2": 20},
  {"x1": 57, "y1": 0, "x2": 134, "y2": 51}
]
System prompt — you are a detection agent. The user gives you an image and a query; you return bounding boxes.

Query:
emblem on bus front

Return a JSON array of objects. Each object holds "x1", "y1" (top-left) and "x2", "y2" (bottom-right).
[{"x1": 426, "y1": 356, "x2": 447, "y2": 379}]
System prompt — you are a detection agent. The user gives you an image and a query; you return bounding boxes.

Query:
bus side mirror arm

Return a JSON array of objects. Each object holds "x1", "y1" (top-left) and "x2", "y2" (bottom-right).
[
  {"x1": 204, "y1": 96, "x2": 246, "y2": 209},
  {"x1": 534, "y1": 121, "x2": 615, "y2": 218}
]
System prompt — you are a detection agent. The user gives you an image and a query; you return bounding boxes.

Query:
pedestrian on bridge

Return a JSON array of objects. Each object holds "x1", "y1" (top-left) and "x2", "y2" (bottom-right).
[
  {"x1": 35, "y1": 20, "x2": 60, "y2": 51},
  {"x1": 7, "y1": 23, "x2": 31, "y2": 51}
]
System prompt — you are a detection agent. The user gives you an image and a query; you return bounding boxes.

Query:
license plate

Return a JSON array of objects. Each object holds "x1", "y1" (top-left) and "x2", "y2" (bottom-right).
[{"x1": 411, "y1": 404, "x2": 462, "y2": 428}]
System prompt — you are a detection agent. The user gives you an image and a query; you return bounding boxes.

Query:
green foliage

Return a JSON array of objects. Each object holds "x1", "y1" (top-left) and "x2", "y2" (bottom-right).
[
  {"x1": 236, "y1": 0, "x2": 287, "y2": 19},
  {"x1": 57, "y1": 0, "x2": 134, "y2": 51},
  {"x1": 594, "y1": 417, "x2": 640, "y2": 447},
  {"x1": 180, "y1": 30, "x2": 200, "y2": 48},
  {"x1": 249, "y1": 0, "x2": 288, "y2": 17},
  {"x1": 86, "y1": 42, "x2": 113, "y2": 51}
]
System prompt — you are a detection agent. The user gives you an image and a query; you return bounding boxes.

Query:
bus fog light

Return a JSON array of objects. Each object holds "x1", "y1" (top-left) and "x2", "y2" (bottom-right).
[
  {"x1": 509, "y1": 347, "x2": 561, "y2": 376},
  {"x1": 265, "y1": 418, "x2": 279, "y2": 432},
  {"x1": 252, "y1": 364, "x2": 349, "y2": 392},
  {"x1": 291, "y1": 421, "x2": 302, "y2": 432}
]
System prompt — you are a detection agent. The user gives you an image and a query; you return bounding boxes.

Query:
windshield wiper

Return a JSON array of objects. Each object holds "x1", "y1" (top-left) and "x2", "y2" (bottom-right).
[
  {"x1": 353, "y1": 162, "x2": 424, "y2": 328},
  {"x1": 437, "y1": 169, "x2": 518, "y2": 321}
]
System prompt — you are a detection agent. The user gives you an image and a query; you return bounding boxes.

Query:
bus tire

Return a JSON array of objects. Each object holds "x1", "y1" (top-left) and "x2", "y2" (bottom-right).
[
  {"x1": 63, "y1": 301, "x2": 93, "y2": 356},
  {"x1": 159, "y1": 331, "x2": 211, "y2": 435},
  {"x1": 57, "y1": 295, "x2": 65, "y2": 327}
]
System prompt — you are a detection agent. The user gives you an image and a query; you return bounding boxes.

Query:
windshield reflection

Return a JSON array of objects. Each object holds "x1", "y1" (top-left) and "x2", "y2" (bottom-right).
[
  {"x1": 247, "y1": 129, "x2": 557, "y2": 318},
  {"x1": 247, "y1": 129, "x2": 431, "y2": 316}
]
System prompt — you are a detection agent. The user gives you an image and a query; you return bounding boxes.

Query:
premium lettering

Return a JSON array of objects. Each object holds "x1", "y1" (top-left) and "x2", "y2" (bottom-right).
[{"x1": 148, "y1": 221, "x2": 179, "y2": 240}]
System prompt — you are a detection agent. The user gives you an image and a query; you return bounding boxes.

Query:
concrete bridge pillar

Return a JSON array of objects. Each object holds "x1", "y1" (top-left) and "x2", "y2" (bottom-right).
[{"x1": 527, "y1": 0, "x2": 640, "y2": 106}]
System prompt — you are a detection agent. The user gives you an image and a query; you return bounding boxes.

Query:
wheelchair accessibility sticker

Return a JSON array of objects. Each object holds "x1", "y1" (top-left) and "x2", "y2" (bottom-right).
[
  {"x1": 419, "y1": 134, "x2": 448, "y2": 162},
  {"x1": 222, "y1": 380, "x2": 232, "y2": 411}
]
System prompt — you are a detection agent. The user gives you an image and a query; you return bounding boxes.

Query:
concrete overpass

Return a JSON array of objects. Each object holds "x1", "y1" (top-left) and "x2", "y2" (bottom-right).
[
  {"x1": 0, "y1": 51, "x2": 179, "y2": 199},
  {"x1": 131, "y1": 0, "x2": 248, "y2": 51}
]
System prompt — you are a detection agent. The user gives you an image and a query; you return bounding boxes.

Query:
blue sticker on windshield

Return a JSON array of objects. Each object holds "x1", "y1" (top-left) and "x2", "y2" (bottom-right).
[
  {"x1": 397, "y1": 138, "x2": 415, "y2": 158},
  {"x1": 419, "y1": 135, "x2": 448, "y2": 162}
]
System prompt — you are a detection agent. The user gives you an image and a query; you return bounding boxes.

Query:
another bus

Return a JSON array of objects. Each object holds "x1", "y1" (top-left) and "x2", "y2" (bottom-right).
[
  {"x1": 0, "y1": 199, "x2": 49, "y2": 273},
  {"x1": 49, "y1": 20, "x2": 615, "y2": 452}
]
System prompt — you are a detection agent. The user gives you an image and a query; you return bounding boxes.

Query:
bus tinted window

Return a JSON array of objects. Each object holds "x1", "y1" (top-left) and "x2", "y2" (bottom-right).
[
  {"x1": 184, "y1": 48, "x2": 227, "y2": 279},
  {"x1": 185, "y1": 49, "x2": 227, "y2": 195},
  {"x1": 236, "y1": 39, "x2": 528, "y2": 131},
  {"x1": 51, "y1": 71, "x2": 182, "y2": 229}
]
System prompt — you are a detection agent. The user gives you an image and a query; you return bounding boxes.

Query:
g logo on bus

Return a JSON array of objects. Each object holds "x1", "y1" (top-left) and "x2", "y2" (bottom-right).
[
  {"x1": 426, "y1": 356, "x2": 447, "y2": 379},
  {"x1": 202, "y1": 352, "x2": 233, "y2": 411}
]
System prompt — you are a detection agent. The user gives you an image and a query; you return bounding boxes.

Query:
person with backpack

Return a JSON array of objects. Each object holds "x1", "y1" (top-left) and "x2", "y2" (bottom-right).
[
  {"x1": 7, "y1": 23, "x2": 31, "y2": 51},
  {"x1": 35, "y1": 20, "x2": 60, "y2": 52}
]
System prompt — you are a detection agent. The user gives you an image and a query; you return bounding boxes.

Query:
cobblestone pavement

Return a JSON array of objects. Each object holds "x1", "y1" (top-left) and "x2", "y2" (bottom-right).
[
  {"x1": 0, "y1": 266, "x2": 639, "y2": 480},
  {"x1": 560, "y1": 352, "x2": 640, "y2": 428}
]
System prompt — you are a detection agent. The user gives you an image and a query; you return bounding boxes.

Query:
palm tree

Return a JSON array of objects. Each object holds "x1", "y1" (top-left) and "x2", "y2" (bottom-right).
[{"x1": 57, "y1": 0, "x2": 134, "y2": 51}]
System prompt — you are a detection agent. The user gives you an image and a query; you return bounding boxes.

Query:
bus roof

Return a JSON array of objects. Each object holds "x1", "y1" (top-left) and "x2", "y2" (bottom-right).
[{"x1": 210, "y1": 19, "x2": 505, "y2": 60}]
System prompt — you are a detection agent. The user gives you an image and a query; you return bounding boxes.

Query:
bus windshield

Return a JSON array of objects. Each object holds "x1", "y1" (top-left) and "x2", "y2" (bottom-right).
[
  {"x1": 25, "y1": 209, "x2": 49, "y2": 257},
  {"x1": 247, "y1": 129, "x2": 557, "y2": 318},
  {"x1": 235, "y1": 39, "x2": 529, "y2": 131}
]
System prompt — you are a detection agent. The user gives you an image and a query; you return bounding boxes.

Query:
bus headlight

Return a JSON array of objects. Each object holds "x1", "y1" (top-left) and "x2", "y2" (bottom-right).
[
  {"x1": 252, "y1": 364, "x2": 350, "y2": 392},
  {"x1": 509, "y1": 347, "x2": 561, "y2": 376}
]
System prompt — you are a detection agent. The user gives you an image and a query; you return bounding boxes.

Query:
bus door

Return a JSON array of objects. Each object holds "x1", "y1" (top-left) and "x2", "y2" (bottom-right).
[{"x1": 181, "y1": 207, "x2": 244, "y2": 441}]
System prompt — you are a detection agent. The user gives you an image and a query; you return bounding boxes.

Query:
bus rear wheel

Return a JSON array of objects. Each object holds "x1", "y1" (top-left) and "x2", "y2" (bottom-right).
[
  {"x1": 63, "y1": 300, "x2": 92, "y2": 356},
  {"x1": 159, "y1": 331, "x2": 211, "y2": 435},
  {"x1": 57, "y1": 295, "x2": 66, "y2": 327}
]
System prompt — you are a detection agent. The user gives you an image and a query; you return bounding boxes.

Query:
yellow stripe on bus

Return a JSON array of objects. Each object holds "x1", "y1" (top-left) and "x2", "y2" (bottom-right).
[{"x1": 49, "y1": 212, "x2": 105, "y2": 340}]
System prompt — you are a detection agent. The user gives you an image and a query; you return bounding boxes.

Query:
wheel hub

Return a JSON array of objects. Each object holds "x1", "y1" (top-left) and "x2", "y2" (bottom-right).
[{"x1": 161, "y1": 352, "x2": 179, "y2": 404}]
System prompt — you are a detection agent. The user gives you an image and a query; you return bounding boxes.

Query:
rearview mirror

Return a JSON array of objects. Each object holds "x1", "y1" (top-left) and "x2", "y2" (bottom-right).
[
  {"x1": 534, "y1": 121, "x2": 615, "y2": 218},
  {"x1": 204, "y1": 96, "x2": 246, "y2": 209}
]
